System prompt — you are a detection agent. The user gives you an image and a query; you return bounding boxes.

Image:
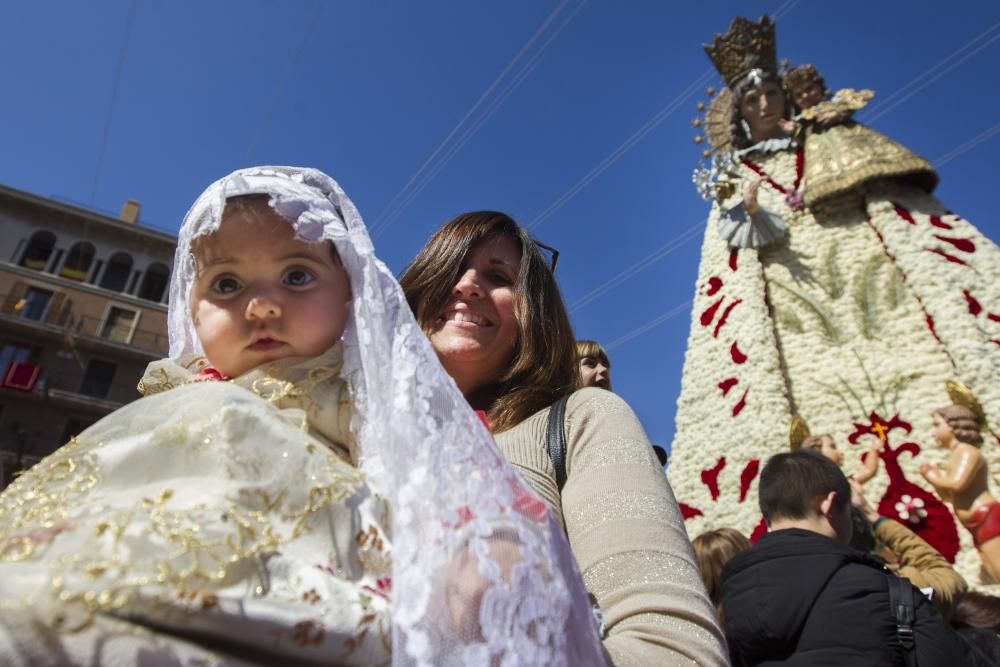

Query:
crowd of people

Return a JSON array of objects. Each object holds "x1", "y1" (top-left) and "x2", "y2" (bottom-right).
[{"x1": 0, "y1": 11, "x2": 997, "y2": 667}]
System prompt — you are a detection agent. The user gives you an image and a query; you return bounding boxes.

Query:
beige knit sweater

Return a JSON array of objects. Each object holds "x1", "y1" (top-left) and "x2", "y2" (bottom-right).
[{"x1": 496, "y1": 387, "x2": 729, "y2": 666}]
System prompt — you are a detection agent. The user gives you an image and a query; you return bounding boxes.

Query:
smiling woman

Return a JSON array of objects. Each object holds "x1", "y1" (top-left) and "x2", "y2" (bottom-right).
[{"x1": 401, "y1": 212, "x2": 728, "y2": 666}]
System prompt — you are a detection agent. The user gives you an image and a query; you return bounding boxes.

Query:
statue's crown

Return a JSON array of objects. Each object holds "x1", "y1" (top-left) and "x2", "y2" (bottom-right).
[{"x1": 703, "y1": 16, "x2": 777, "y2": 87}]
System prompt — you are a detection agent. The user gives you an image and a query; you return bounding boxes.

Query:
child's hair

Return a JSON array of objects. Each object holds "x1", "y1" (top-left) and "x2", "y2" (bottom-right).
[
  {"x1": 193, "y1": 194, "x2": 343, "y2": 269},
  {"x1": 935, "y1": 404, "x2": 983, "y2": 446},
  {"x1": 758, "y1": 450, "x2": 850, "y2": 524},
  {"x1": 692, "y1": 527, "x2": 751, "y2": 628},
  {"x1": 848, "y1": 506, "x2": 875, "y2": 553},
  {"x1": 575, "y1": 340, "x2": 610, "y2": 368}
]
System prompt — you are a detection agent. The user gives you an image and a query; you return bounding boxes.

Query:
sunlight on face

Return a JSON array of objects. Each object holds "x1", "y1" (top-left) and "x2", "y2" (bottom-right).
[{"x1": 190, "y1": 199, "x2": 351, "y2": 377}]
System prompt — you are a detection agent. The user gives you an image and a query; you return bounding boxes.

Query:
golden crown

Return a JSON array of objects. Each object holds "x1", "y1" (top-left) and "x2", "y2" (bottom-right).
[{"x1": 703, "y1": 16, "x2": 778, "y2": 87}]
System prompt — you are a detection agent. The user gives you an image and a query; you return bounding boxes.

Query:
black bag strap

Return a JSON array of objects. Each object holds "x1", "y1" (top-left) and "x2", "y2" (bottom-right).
[
  {"x1": 887, "y1": 574, "x2": 918, "y2": 667},
  {"x1": 545, "y1": 395, "x2": 570, "y2": 491}
]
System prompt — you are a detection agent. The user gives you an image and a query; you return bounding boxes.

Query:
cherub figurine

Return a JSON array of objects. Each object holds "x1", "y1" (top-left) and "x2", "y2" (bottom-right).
[
  {"x1": 919, "y1": 386, "x2": 1000, "y2": 582},
  {"x1": 790, "y1": 417, "x2": 881, "y2": 484}
]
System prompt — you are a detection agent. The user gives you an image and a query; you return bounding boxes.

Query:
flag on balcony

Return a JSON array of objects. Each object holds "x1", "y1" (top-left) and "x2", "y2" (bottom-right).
[{"x1": 2, "y1": 362, "x2": 40, "y2": 392}]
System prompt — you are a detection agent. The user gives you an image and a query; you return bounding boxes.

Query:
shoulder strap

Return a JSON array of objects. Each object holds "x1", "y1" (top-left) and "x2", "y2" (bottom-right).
[
  {"x1": 887, "y1": 574, "x2": 918, "y2": 667},
  {"x1": 545, "y1": 395, "x2": 569, "y2": 491}
]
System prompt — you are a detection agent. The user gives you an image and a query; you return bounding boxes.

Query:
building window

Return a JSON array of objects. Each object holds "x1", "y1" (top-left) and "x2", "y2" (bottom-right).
[
  {"x1": 100, "y1": 307, "x2": 137, "y2": 343},
  {"x1": 60, "y1": 242, "x2": 96, "y2": 282},
  {"x1": 79, "y1": 359, "x2": 117, "y2": 399},
  {"x1": 17, "y1": 287, "x2": 53, "y2": 321},
  {"x1": 99, "y1": 252, "x2": 134, "y2": 292},
  {"x1": 138, "y1": 262, "x2": 170, "y2": 302},
  {"x1": 0, "y1": 344, "x2": 32, "y2": 377},
  {"x1": 18, "y1": 231, "x2": 56, "y2": 271}
]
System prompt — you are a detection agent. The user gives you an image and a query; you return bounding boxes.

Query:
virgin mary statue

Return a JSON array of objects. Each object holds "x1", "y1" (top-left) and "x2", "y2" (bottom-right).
[{"x1": 668, "y1": 16, "x2": 1000, "y2": 588}]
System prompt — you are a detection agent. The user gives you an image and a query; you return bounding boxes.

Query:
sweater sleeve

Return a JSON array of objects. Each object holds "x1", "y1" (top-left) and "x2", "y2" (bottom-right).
[
  {"x1": 874, "y1": 518, "x2": 967, "y2": 610},
  {"x1": 561, "y1": 388, "x2": 729, "y2": 666}
]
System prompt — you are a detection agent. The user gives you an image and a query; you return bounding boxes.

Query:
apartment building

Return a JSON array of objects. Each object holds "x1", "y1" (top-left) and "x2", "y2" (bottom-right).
[{"x1": 0, "y1": 184, "x2": 176, "y2": 487}]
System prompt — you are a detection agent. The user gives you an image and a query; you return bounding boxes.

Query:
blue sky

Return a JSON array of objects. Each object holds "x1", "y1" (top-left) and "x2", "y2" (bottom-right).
[{"x1": 2, "y1": 1, "x2": 998, "y2": 453}]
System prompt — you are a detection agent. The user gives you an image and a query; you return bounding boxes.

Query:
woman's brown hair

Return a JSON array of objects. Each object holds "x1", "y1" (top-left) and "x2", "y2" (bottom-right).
[
  {"x1": 692, "y1": 527, "x2": 751, "y2": 628},
  {"x1": 935, "y1": 404, "x2": 983, "y2": 446},
  {"x1": 400, "y1": 211, "x2": 578, "y2": 433}
]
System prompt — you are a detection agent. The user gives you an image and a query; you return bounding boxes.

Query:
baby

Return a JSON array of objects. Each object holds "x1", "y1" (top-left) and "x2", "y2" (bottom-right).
[{"x1": 0, "y1": 167, "x2": 602, "y2": 666}]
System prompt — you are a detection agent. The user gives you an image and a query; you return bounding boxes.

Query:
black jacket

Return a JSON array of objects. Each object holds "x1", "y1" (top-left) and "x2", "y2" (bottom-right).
[{"x1": 721, "y1": 528, "x2": 985, "y2": 666}]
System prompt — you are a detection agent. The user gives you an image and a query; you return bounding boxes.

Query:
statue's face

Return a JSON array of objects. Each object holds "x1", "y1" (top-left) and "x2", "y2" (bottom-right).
[
  {"x1": 740, "y1": 80, "x2": 786, "y2": 142},
  {"x1": 792, "y1": 82, "x2": 825, "y2": 110},
  {"x1": 931, "y1": 411, "x2": 954, "y2": 447}
]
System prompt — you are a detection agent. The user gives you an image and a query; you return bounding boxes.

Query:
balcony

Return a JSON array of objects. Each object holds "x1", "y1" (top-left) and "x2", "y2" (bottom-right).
[
  {"x1": 43, "y1": 373, "x2": 141, "y2": 414},
  {"x1": 0, "y1": 292, "x2": 168, "y2": 359}
]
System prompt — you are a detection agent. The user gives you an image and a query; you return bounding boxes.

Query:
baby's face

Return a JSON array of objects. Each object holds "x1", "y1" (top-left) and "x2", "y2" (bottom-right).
[{"x1": 190, "y1": 199, "x2": 351, "y2": 377}]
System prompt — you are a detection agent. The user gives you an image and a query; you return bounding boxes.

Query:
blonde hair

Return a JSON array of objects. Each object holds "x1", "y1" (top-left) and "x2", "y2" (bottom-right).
[
  {"x1": 575, "y1": 340, "x2": 610, "y2": 368},
  {"x1": 692, "y1": 527, "x2": 751, "y2": 622},
  {"x1": 400, "y1": 212, "x2": 578, "y2": 433}
]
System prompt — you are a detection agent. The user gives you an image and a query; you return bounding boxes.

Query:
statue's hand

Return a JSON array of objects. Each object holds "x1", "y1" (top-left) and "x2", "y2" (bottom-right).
[
  {"x1": 778, "y1": 118, "x2": 797, "y2": 135},
  {"x1": 744, "y1": 176, "x2": 764, "y2": 215},
  {"x1": 815, "y1": 109, "x2": 847, "y2": 128}
]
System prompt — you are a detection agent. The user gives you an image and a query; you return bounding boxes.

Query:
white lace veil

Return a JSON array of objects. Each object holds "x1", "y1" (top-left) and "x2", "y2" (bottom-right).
[{"x1": 169, "y1": 167, "x2": 605, "y2": 666}]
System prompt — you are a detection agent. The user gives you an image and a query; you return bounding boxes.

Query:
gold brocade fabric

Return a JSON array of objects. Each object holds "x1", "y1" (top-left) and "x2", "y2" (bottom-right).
[
  {"x1": 0, "y1": 345, "x2": 392, "y2": 666},
  {"x1": 803, "y1": 122, "x2": 938, "y2": 207}
]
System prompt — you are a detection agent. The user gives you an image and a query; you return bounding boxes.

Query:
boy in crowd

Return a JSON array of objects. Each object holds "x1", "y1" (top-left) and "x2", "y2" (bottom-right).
[{"x1": 721, "y1": 450, "x2": 987, "y2": 666}]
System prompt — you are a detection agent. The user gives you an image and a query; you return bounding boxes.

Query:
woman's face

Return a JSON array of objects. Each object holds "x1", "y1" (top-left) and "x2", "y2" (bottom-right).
[
  {"x1": 741, "y1": 80, "x2": 786, "y2": 142},
  {"x1": 932, "y1": 411, "x2": 954, "y2": 448},
  {"x1": 579, "y1": 355, "x2": 610, "y2": 390},
  {"x1": 425, "y1": 235, "x2": 521, "y2": 396}
]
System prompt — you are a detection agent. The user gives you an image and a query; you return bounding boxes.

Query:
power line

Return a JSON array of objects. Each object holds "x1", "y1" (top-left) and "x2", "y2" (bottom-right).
[
  {"x1": 372, "y1": 1, "x2": 585, "y2": 239},
  {"x1": 369, "y1": 0, "x2": 583, "y2": 239},
  {"x1": 605, "y1": 299, "x2": 692, "y2": 351},
  {"x1": 861, "y1": 22, "x2": 1000, "y2": 125},
  {"x1": 526, "y1": 68, "x2": 714, "y2": 230},
  {"x1": 569, "y1": 222, "x2": 702, "y2": 312},
  {"x1": 524, "y1": 0, "x2": 800, "y2": 232},
  {"x1": 244, "y1": 2, "x2": 324, "y2": 161},
  {"x1": 89, "y1": 0, "x2": 136, "y2": 204},
  {"x1": 933, "y1": 122, "x2": 1000, "y2": 168}
]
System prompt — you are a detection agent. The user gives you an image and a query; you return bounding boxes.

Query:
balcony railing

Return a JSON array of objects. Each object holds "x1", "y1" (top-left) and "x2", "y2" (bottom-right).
[
  {"x1": 0, "y1": 292, "x2": 169, "y2": 355},
  {"x1": 44, "y1": 373, "x2": 142, "y2": 410}
]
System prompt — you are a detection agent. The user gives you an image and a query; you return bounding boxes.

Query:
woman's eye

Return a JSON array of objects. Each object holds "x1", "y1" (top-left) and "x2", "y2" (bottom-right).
[
  {"x1": 284, "y1": 269, "x2": 314, "y2": 286},
  {"x1": 211, "y1": 276, "x2": 242, "y2": 294},
  {"x1": 489, "y1": 272, "x2": 512, "y2": 285}
]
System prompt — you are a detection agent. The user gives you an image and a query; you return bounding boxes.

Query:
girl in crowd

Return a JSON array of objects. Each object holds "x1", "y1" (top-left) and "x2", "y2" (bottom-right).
[
  {"x1": 576, "y1": 339, "x2": 612, "y2": 390},
  {"x1": 0, "y1": 168, "x2": 606, "y2": 666},
  {"x1": 692, "y1": 527, "x2": 751, "y2": 630},
  {"x1": 400, "y1": 211, "x2": 728, "y2": 665}
]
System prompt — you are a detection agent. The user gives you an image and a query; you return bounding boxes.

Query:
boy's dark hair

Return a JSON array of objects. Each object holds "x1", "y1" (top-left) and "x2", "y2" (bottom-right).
[{"x1": 759, "y1": 450, "x2": 851, "y2": 524}]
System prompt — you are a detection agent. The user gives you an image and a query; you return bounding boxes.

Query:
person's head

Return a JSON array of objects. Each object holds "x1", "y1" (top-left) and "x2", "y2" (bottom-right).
[
  {"x1": 692, "y1": 527, "x2": 751, "y2": 610},
  {"x1": 949, "y1": 591, "x2": 1000, "y2": 632},
  {"x1": 188, "y1": 195, "x2": 352, "y2": 377},
  {"x1": 796, "y1": 434, "x2": 843, "y2": 467},
  {"x1": 783, "y1": 64, "x2": 828, "y2": 110},
  {"x1": 400, "y1": 211, "x2": 577, "y2": 432},
  {"x1": 731, "y1": 70, "x2": 789, "y2": 146},
  {"x1": 759, "y1": 450, "x2": 853, "y2": 544},
  {"x1": 932, "y1": 404, "x2": 983, "y2": 448},
  {"x1": 652, "y1": 444, "x2": 668, "y2": 467},
  {"x1": 576, "y1": 340, "x2": 611, "y2": 390},
  {"x1": 848, "y1": 506, "x2": 875, "y2": 553}
]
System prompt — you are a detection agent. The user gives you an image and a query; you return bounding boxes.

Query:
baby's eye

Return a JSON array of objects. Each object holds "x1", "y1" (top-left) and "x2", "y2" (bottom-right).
[
  {"x1": 284, "y1": 269, "x2": 315, "y2": 287},
  {"x1": 211, "y1": 276, "x2": 242, "y2": 294}
]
